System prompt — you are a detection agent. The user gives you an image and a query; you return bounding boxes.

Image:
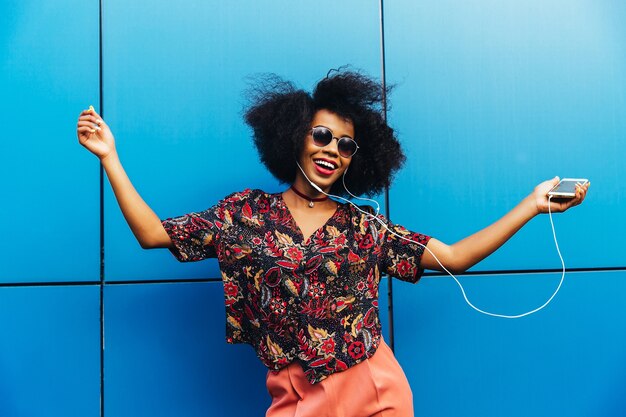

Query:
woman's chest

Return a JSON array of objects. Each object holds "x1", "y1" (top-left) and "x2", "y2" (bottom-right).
[{"x1": 218, "y1": 207, "x2": 383, "y2": 299}]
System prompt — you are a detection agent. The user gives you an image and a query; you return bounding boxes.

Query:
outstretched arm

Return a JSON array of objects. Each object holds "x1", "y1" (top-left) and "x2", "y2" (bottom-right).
[
  {"x1": 420, "y1": 177, "x2": 589, "y2": 274},
  {"x1": 76, "y1": 107, "x2": 172, "y2": 249}
]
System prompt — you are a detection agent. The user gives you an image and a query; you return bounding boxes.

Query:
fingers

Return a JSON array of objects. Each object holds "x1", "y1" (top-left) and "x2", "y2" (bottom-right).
[
  {"x1": 78, "y1": 113, "x2": 103, "y2": 126},
  {"x1": 77, "y1": 126, "x2": 96, "y2": 144},
  {"x1": 573, "y1": 181, "x2": 590, "y2": 206},
  {"x1": 77, "y1": 105, "x2": 103, "y2": 142},
  {"x1": 78, "y1": 106, "x2": 105, "y2": 126},
  {"x1": 77, "y1": 125, "x2": 96, "y2": 134},
  {"x1": 552, "y1": 182, "x2": 590, "y2": 212},
  {"x1": 77, "y1": 124, "x2": 100, "y2": 135},
  {"x1": 77, "y1": 106, "x2": 105, "y2": 137},
  {"x1": 77, "y1": 120, "x2": 101, "y2": 133},
  {"x1": 81, "y1": 105, "x2": 100, "y2": 117}
]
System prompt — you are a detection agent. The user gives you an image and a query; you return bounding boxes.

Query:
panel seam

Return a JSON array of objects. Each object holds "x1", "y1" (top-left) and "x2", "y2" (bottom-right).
[
  {"x1": 378, "y1": 0, "x2": 394, "y2": 353},
  {"x1": 98, "y1": 0, "x2": 105, "y2": 416}
]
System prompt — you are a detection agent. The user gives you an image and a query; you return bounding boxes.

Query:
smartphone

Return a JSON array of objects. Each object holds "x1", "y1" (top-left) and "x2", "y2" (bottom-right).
[{"x1": 547, "y1": 178, "x2": 589, "y2": 198}]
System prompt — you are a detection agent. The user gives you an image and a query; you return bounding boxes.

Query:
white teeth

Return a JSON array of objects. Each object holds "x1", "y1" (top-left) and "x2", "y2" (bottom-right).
[{"x1": 314, "y1": 160, "x2": 336, "y2": 170}]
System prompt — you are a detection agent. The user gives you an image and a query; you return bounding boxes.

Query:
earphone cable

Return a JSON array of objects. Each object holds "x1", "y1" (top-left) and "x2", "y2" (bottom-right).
[{"x1": 297, "y1": 162, "x2": 566, "y2": 318}]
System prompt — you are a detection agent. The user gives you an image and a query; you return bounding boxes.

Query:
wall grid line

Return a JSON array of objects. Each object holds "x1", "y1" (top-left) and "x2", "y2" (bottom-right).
[
  {"x1": 378, "y1": 0, "x2": 397, "y2": 353},
  {"x1": 98, "y1": 0, "x2": 105, "y2": 416}
]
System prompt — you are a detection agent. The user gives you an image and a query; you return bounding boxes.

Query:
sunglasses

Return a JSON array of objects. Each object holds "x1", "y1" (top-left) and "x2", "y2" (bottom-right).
[{"x1": 310, "y1": 125, "x2": 359, "y2": 158}]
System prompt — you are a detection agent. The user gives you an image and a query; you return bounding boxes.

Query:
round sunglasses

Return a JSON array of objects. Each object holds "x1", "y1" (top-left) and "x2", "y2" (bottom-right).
[{"x1": 310, "y1": 125, "x2": 359, "y2": 158}]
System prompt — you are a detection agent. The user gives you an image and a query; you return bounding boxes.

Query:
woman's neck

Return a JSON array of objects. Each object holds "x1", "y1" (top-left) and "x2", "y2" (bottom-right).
[
  {"x1": 291, "y1": 175, "x2": 330, "y2": 197},
  {"x1": 284, "y1": 184, "x2": 335, "y2": 210}
]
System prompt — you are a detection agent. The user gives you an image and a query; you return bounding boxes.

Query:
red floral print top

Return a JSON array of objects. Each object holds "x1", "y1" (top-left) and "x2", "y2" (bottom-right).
[{"x1": 161, "y1": 189, "x2": 430, "y2": 384}]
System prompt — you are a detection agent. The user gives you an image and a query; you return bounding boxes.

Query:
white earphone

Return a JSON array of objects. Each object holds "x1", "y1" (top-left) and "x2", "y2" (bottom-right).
[{"x1": 295, "y1": 161, "x2": 566, "y2": 319}]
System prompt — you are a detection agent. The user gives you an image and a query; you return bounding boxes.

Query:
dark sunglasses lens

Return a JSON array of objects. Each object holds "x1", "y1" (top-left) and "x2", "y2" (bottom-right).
[
  {"x1": 338, "y1": 138, "x2": 357, "y2": 157},
  {"x1": 312, "y1": 127, "x2": 333, "y2": 147}
]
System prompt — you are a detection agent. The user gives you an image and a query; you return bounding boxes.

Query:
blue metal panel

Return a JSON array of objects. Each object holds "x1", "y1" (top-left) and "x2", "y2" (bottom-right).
[
  {"x1": 393, "y1": 271, "x2": 626, "y2": 417},
  {"x1": 102, "y1": 0, "x2": 382, "y2": 280},
  {"x1": 0, "y1": 0, "x2": 100, "y2": 282},
  {"x1": 104, "y1": 282, "x2": 269, "y2": 417},
  {"x1": 384, "y1": 0, "x2": 626, "y2": 270},
  {"x1": 0, "y1": 286, "x2": 100, "y2": 417}
]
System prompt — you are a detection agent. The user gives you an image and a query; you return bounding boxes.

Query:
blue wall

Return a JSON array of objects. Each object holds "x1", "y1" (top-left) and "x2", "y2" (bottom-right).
[{"x1": 1, "y1": 1, "x2": 624, "y2": 416}]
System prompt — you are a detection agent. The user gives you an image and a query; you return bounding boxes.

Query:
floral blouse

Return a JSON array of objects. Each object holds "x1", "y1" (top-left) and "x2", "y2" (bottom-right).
[{"x1": 161, "y1": 189, "x2": 430, "y2": 384}]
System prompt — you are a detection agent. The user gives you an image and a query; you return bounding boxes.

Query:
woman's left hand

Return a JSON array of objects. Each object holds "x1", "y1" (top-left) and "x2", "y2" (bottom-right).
[{"x1": 533, "y1": 177, "x2": 590, "y2": 214}]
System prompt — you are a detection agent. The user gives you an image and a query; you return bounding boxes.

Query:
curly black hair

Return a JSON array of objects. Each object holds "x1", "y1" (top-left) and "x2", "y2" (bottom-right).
[{"x1": 244, "y1": 69, "x2": 405, "y2": 197}]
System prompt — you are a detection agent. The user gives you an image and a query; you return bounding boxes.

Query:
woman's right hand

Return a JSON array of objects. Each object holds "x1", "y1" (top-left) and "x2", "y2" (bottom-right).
[
  {"x1": 76, "y1": 107, "x2": 116, "y2": 161},
  {"x1": 76, "y1": 106, "x2": 171, "y2": 248}
]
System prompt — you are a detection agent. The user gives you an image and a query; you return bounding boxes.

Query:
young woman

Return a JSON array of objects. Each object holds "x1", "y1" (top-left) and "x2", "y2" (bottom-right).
[{"x1": 76, "y1": 70, "x2": 588, "y2": 417}]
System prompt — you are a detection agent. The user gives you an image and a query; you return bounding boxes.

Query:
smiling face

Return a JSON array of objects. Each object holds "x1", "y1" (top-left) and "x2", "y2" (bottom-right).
[{"x1": 293, "y1": 109, "x2": 355, "y2": 196}]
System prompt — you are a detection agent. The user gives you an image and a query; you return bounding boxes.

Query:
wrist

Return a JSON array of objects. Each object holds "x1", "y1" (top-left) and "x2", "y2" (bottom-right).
[
  {"x1": 522, "y1": 193, "x2": 541, "y2": 217},
  {"x1": 100, "y1": 150, "x2": 120, "y2": 169}
]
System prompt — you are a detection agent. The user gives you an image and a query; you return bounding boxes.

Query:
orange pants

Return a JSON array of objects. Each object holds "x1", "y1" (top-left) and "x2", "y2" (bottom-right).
[{"x1": 265, "y1": 339, "x2": 414, "y2": 417}]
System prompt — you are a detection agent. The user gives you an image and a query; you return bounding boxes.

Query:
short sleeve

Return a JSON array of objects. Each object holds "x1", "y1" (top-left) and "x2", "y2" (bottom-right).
[
  {"x1": 379, "y1": 219, "x2": 431, "y2": 283},
  {"x1": 161, "y1": 190, "x2": 247, "y2": 262}
]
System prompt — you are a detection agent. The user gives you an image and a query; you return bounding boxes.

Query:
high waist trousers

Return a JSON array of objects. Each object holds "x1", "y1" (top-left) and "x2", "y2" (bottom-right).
[{"x1": 265, "y1": 339, "x2": 414, "y2": 417}]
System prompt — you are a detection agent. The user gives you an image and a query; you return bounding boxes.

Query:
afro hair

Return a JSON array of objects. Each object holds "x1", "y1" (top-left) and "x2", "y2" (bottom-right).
[{"x1": 244, "y1": 69, "x2": 406, "y2": 197}]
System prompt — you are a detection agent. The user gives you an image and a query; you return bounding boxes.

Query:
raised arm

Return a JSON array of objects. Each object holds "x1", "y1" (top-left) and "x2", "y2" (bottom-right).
[
  {"x1": 420, "y1": 177, "x2": 589, "y2": 273},
  {"x1": 76, "y1": 108, "x2": 172, "y2": 249}
]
